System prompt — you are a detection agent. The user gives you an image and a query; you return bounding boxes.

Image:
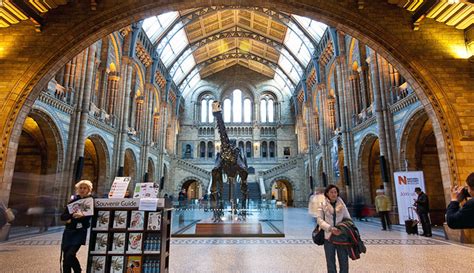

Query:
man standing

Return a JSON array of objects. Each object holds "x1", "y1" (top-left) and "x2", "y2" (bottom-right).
[
  {"x1": 414, "y1": 187, "x2": 432, "y2": 237},
  {"x1": 375, "y1": 189, "x2": 391, "y2": 230},
  {"x1": 446, "y1": 172, "x2": 474, "y2": 229}
]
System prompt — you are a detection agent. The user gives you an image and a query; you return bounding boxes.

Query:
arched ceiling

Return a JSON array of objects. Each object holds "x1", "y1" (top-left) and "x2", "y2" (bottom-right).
[
  {"x1": 1, "y1": 1, "x2": 471, "y2": 98},
  {"x1": 143, "y1": 7, "x2": 327, "y2": 97}
]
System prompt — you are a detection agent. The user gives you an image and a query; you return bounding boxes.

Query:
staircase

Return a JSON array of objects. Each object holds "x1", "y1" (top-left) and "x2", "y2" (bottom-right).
[{"x1": 221, "y1": 182, "x2": 261, "y2": 200}]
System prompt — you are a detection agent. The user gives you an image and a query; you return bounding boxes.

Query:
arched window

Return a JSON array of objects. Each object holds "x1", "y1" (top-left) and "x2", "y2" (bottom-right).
[
  {"x1": 268, "y1": 99, "x2": 274, "y2": 122},
  {"x1": 269, "y1": 141, "x2": 276, "y2": 158},
  {"x1": 260, "y1": 94, "x2": 276, "y2": 123},
  {"x1": 261, "y1": 141, "x2": 268, "y2": 158},
  {"x1": 246, "y1": 141, "x2": 252, "y2": 158},
  {"x1": 223, "y1": 89, "x2": 252, "y2": 123},
  {"x1": 260, "y1": 100, "x2": 267, "y2": 123},
  {"x1": 223, "y1": 99, "x2": 231, "y2": 122},
  {"x1": 200, "y1": 141, "x2": 206, "y2": 158},
  {"x1": 201, "y1": 100, "x2": 207, "y2": 123},
  {"x1": 232, "y1": 90, "x2": 242, "y2": 122},
  {"x1": 207, "y1": 141, "x2": 214, "y2": 158},
  {"x1": 200, "y1": 95, "x2": 214, "y2": 123},
  {"x1": 238, "y1": 141, "x2": 244, "y2": 153},
  {"x1": 208, "y1": 100, "x2": 214, "y2": 123},
  {"x1": 243, "y1": 99, "x2": 251, "y2": 123}
]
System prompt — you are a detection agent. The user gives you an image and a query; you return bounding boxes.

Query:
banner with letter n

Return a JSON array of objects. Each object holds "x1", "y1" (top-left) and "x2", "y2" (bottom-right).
[{"x1": 393, "y1": 171, "x2": 425, "y2": 224}]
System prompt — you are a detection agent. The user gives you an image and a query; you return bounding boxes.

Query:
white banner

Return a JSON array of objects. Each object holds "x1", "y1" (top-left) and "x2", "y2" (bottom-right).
[{"x1": 393, "y1": 171, "x2": 425, "y2": 225}]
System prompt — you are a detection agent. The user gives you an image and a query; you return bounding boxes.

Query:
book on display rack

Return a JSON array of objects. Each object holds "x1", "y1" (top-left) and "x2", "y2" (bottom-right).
[{"x1": 87, "y1": 197, "x2": 172, "y2": 273}]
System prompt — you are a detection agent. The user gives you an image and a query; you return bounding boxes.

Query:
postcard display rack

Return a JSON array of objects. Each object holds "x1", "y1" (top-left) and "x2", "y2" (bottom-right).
[{"x1": 87, "y1": 198, "x2": 172, "y2": 273}]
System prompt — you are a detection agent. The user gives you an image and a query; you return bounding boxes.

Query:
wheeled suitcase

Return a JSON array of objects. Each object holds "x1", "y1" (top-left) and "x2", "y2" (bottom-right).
[{"x1": 405, "y1": 207, "x2": 418, "y2": 235}]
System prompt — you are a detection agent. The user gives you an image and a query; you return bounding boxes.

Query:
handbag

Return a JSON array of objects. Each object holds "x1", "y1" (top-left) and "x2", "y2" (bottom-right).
[{"x1": 312, "y1": 225, "x2": 325, "y2": 245}]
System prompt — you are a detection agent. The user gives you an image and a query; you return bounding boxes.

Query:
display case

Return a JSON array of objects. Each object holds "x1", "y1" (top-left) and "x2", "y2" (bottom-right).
[{"x1": 87, "y1": 198, "x2": 172, "y2": 273}]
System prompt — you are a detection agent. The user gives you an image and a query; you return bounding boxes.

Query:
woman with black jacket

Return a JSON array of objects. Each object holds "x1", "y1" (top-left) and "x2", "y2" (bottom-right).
[{"x1": 60, "y1": 180, "x2": 93, "y2": 273}]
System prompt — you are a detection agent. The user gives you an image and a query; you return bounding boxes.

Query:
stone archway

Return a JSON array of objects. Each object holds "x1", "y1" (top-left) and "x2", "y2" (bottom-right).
[
  {"x1": 399, "y1": 108, "x2": 445, "y2": 225},
  {"x1": 270, "y1": 177, "x2": 296, "y2": 206},
  {"x1": 357, "y1": 133, "x2": 381, "y2": 204},
  {"x1": 124, "y1": 149, "x2": 137, "y2": 184},
  {"x1": 316, "y1": 157, "x2": 324, "y2": 187},
  {"x1": 82, "y1": 134, "x2": 110, "y2": 196},
  {"x1": 0, "y1": 1, "x2": 470, "y2": 206},
  {"x1": 9, "y1": 110, "x2": 64, "y2": 225},
  {"x1": 179, "y1": 177, "x2": 205, "y2": 200},
  {"x1": 147, "y1": 158, "x2": 155, "y2": 183}
]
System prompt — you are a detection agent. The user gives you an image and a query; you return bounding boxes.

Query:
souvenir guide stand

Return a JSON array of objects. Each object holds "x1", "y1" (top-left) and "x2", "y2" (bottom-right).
[{"x1": 87, "y1": 198, "x2": 172, "y2": 273}]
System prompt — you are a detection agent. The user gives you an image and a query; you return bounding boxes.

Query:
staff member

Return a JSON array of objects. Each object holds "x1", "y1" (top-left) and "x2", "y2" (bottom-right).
[{"x1": 61, "y1": 180, "x2": 93, "y2": 273}]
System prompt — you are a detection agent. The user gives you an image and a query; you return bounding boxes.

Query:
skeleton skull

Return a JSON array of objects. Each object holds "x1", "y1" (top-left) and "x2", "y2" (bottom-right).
[{"x1": 212, "y1": 101, "x2": 222, "y2": 113}]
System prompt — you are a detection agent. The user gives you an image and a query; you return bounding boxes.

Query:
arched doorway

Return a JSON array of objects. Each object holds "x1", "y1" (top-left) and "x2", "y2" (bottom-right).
[
  {"x1": 82, "y1": 135, "x2": 109, "y2": 196},
  {"x1": 400, "y1": 110, "x2": 444, "y2": 225},
  {"x1": 181, "y1": 179, "x2": 202, "y2": 200},
  {"x1": 271, "y1": 179, "x2": 293, "y2": 206},
  {"x1": 316, "y1": 158, "x2": 324, "y2": 187},
  {"x1": 124, "y1": 149, "x2": 137, "y2": 184},
  {"x1": 147, "y1": 158, "x2": 155, "y2": 182},
  {"x1": 358, "y1": 134, "x2": 381, "y2": 204},
  {"x1": 10, "y1": 113, "x2": 63, "y2": 226}
]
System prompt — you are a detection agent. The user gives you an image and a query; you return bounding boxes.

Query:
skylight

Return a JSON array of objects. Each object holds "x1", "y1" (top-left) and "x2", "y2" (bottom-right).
[
  {"x1": 292, "y1": 15, "x2": 327, "y2": 42},
  {"x1": 142, "y1": 12, "x2": 179, "y2": 44},
  {"x1": 180, "y1": 69, "x2": 201, "y2": 98},
  {"x1": 159, "y1": 25, "x2": 189, "y2": 67}
]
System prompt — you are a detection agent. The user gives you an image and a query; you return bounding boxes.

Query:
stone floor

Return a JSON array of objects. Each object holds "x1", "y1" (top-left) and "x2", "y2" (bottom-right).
[{"x1": 0, "y1": 208, "x2": 473, "y2": 273}]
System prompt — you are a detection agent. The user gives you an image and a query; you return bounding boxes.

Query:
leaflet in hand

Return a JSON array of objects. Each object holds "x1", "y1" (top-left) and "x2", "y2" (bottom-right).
[{"x1": 67, "y1": 197, "x2": 94, "y2": 216}]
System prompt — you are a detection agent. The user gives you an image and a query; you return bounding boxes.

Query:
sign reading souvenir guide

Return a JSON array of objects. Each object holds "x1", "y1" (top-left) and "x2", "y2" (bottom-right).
[
  {"x1": 67, "y1": 197, "x2": 94, "y2": 216},
  {"x1": 108, "y1": 177, "x2": 131, "y2": 198},
  {"x1": 87, "y1": 198, "x2": 171, "y2": 273},
  {"x1": 393, "y1": 171, "x2": 426, "y2": 224}
]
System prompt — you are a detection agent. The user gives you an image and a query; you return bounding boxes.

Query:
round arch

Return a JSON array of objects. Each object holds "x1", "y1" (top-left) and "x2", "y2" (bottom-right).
[
  {"x1": 9, "y1": 109, "x2": 64, "y2": 225},
  {"x1": 147, "y1": 157, "x2": 156, "y2": 182},
  {"x1": 0, "y1": 1, "x2": 467, "y2": 205},
  {"x1": 357, "y1": 133, "x2": 380, "y2": 204},
  {"x1": 124, "y1": 148, "x2": 137, "y2": 184},
  {"x1": 178, "y1": 176, "x2": 205, "y2": 200},
  {"x1": 398, "y1": 107, "x2": 445, "y2": 224},
  {"x1": 269, "y1": 176, "x2": 297, "y2": 206},
  {"x1": 82, "y1": 134, "x2": 110, "y2": 196}
]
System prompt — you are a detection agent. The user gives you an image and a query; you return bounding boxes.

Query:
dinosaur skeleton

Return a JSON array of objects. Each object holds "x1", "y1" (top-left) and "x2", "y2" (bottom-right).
[{"x1": 210, "y1": 101, "x2": 249, "y2": 221}]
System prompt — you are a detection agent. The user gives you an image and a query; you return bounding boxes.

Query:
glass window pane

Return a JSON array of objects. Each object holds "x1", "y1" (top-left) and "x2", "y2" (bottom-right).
[
  {"x1": 201, "y1": 100, "x2": 207, "y2": 123},
  {"x1": 268, "y1": 99, "x2": 274, "y2": 122},
  {"x1": 260, "y1": 99, "x2": 267, "y2": 123},
  {"x1": 208, "y1": 99, "x2": 214, "y2": 123},
  {"x1": 243, "y1": 99, "x2": 251, "y2": 123},
  {"x1": 233, "y1": 90, "x2": 242, "y2": 123},
  {"x1": 223, "y1": 99, "x2": 231, "y2": 123}
]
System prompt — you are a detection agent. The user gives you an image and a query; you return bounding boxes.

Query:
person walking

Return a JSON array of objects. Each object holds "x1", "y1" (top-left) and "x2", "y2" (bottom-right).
[
  {"x1": 60, "y1": 180, "x2": 93, "y2": 273},
  {"x1": 317, "y1": 184, "x2": 352, "y2": 273},
  {"x1": 308, "y1": 187, "x2": 325, "y2": 219},
  {"x1": 414, "y1": 187, "x2": 432, "y2": 237},
  {"x1": 374, "y1": 189, "x2": 391, "y2": 230}
]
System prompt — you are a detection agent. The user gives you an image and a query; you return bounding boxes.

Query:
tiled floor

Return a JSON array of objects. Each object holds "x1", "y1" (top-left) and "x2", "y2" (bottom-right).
[{"x1": 0, "y1": 208, "x2": 473, "y2": 273}]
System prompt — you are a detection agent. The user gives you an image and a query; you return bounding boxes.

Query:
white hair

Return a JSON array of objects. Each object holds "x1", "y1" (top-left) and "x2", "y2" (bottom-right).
[{"x1": 75, "y1": 180, "x2": 93, "y2": 193}]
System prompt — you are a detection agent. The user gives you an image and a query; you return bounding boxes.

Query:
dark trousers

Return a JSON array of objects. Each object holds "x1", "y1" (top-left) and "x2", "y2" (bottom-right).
[
  {"x1": 418, "y1": 212, "x2": 432, "y2": 236},
  {"x1": 379, "y1": 211, "x2": 391, "y2": 230},
  {"x1": 324, "y1": 239, "x2": 348, "y2": 273},
  {"x1": 62, "y1": 245, "x2": 82, "y2": 273}
]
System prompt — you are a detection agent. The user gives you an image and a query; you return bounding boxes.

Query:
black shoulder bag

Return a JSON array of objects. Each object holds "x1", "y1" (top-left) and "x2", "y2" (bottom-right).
[{"x1": 312, "y1": 211, "x2": 325, "y2": 245}]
